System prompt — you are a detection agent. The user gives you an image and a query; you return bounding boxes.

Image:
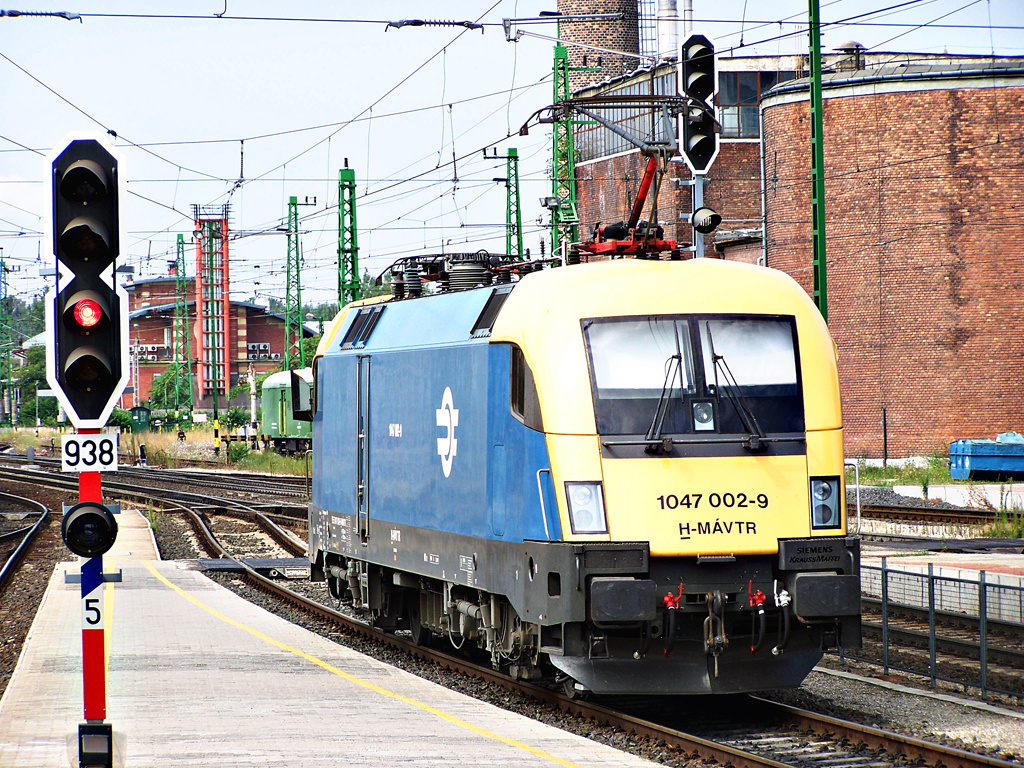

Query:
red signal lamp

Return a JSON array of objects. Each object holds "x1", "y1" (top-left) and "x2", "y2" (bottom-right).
[
  {"x1": 73, "y1": 298, "x2": 103, "y2": 328},
  {"x1": 62, "y1": 291, "x2": 110, "y2": 334}
]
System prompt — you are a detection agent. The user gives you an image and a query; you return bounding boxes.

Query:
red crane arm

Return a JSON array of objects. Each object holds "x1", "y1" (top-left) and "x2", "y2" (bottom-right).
[{"x1": 627, "y1": 155, "x2": 660, "y2": 230}]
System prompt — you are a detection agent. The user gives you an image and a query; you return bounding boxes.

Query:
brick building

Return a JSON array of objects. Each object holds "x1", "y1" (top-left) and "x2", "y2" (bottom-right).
[
  {"x1": 124, "y1": 275, "x2": 315, "y2": 410},
  {"x1": 762, "y1": 64, "x2": 1024, "y2": 457}
]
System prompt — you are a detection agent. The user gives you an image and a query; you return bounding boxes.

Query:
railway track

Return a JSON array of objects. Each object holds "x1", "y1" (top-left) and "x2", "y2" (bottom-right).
[
  {"x1": 855, "y1": 599, "x2": 1024, "y2": 697},
  {"x1": 0, "y1": 464, "x2": 306, "y2": 558},
  {"x1": 1, "y1": 462, "x2": 1019, "y2": 767},
  {"x1": 0, "y1": 491, "x2": 49, "y2": 595},
  {"x1": 0, "y1": 453, "x2": 309, "y2": 514},
  {"x1": 861, "y1": 502, "x2": 995, "y2": 526}
]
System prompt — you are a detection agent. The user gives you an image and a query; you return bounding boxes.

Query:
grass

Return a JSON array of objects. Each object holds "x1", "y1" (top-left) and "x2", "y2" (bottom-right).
[
  {"x1": 235, "y1": 449, "x2": 307, "y2": 475},
  {"x1": 145, "y1": 506, "x2": 164, "y2": 533},
  {"x1": 845, "y1": 452, "x2": 952, "y2": 493},
  {"x1": 985, "y1": 508, "x2": 1024, "y2": 538}
]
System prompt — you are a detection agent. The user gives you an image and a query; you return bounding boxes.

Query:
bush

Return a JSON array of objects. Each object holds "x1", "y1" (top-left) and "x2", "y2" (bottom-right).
[
  {"x1": 228, "y1": 441, "x2": 249, "y2": 463},
  {"x1": 222, "y1": 407, "x2": 252, "y2": 431}
]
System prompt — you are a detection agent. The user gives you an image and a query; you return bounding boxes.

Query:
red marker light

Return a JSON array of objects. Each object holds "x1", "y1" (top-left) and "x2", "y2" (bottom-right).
[{"x1": 73, "y1": 298, "x2": 103, "y2": 328}]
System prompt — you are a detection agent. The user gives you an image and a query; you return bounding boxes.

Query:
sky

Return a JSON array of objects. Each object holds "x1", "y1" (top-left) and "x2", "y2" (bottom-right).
[{"x1": 2, "y1": 0, "x2": 1022, "y2": 310}]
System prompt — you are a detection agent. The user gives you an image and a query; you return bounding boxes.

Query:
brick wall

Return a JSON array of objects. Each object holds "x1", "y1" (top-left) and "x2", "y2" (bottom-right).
[
  {"x1": 557, "y1": 0, "x2": 640, "y2": 91},
  {"x1": 763, "y1": 77, "x2": 1024, "y2": 457}
]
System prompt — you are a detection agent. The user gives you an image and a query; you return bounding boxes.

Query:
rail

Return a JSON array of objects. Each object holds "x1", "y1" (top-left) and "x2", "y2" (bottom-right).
[{"x1": 0, "y1": 492, "x2": 49, "y2": 595}]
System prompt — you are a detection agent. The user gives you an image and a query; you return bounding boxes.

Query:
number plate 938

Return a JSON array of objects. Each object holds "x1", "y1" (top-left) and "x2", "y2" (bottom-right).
[{"x1": 62, "y1": 434, "x2": 119, "y2": 473}]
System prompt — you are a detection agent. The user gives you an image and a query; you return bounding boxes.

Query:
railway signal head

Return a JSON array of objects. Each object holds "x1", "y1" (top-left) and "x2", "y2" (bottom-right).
[
  {"x1": 678, "y1": 34, "x2": 720, "y2": 174},
  {"x1": 45, "y1": 135, "x2": 129, "y2": 428},
  {"x1": 61, "y1": 501, "x2": 118, "y2": 558},
  {"x1": 691, "y1": 206, "x2": 722, "y2": 234}
]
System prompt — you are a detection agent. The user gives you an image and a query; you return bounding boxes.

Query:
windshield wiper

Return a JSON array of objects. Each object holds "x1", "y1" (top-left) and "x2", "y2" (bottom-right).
[
  {"x1": 644, "y1": 324, "x2": 684, "y2": 454},
  {"x1": 705, "y1": 322, "x2": 767, "y2": 451}
]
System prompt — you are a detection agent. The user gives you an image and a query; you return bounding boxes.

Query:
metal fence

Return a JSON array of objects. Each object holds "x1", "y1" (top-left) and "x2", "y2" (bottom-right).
[{"x1": 851, "y1": 558, "x2": 1024, "y2": 699}]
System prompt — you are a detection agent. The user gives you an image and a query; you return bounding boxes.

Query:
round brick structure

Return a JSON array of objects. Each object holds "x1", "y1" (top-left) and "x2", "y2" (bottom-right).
[
  {"x1": 557, "y1": 0, "x2": 640, "y2": 91},
  {"x1": 762, "y1": 66, "x2": 1024, "y2": 458}
]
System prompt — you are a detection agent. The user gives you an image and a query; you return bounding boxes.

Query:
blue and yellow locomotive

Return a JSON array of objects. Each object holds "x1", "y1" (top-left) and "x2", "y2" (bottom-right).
[{"x1": 307, "y1": 256, "x2": 860, "y2": 695}]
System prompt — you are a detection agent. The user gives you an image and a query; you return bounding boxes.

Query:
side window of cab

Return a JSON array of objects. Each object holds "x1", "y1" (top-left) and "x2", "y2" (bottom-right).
[{"x1": 510, "y1": 345, "x2": 543, "y2": 431}]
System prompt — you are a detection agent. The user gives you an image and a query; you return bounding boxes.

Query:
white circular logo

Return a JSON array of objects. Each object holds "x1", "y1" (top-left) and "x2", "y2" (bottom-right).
[{"x1": 435, "y1": 386, "x2": 459, "y2": 478}]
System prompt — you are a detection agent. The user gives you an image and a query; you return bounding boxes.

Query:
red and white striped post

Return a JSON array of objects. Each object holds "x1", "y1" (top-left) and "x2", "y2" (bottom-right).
[
  {"x1": 78, "y1": 431, "x2": 105, "y2": 722},
  {"x1": 76, "y1": 429, "x2": 114, "y2": 767}
]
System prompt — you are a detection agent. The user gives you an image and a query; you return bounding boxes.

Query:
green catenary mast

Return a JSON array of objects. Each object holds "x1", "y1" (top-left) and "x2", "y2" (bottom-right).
[
  {"x1": 0, "y1": 259, "x2": 10, "y2": 424},
  {"x1": 551, "y1": 42, "x2": 580, "y2": 256},
  {"x1": 172, "y1": 234, "x2": 193, "y2": 421},
  {"x1": 285, "y1": 195, "x2": 315, "y2": 370},
  {"x1": 338, "y1": 165, "x2": 360, "y2": 308},
  {"x1": 506, "y1": 148, "x2": 524, "y2": 259}
]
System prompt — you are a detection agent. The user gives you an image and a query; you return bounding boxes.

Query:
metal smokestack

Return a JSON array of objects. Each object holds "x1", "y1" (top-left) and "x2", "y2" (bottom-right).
[{"x1": 657, "y1": 0, "x2": 678, "y2": 62}]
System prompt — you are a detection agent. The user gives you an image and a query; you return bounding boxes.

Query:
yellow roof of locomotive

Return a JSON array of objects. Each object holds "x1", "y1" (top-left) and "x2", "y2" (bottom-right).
[{"x1": 489, "y1": 258, "x2": 841, "y2": 435}]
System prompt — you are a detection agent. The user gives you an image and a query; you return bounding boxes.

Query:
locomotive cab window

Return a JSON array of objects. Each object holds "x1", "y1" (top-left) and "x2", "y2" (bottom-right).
[
  {"x1": 583, "y1": 315, "x2": 804, "y2": 437},
  {"x1": 510, "y1": 345, "x2": 543, "y2": 431}
]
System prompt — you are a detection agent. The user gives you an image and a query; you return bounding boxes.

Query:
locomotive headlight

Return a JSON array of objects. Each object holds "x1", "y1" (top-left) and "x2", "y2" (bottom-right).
[
  {"x1": 692, "y1": 400, "x2": 715, "y2": 431},
  {"x1": 809, "y1": 476, "x2": 841, "y2": 530},
  {"x1": 565, "y1": 481, "x2": 608, "y2": 535}
]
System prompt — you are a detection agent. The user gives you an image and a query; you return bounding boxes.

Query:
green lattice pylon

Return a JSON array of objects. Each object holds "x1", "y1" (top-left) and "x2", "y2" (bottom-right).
[
  {"x1": 506, "y1": 148, "x2": 524, "y2": 259},
  {"x1": 551, "y1": 42, "x2": 580, "y2": 254},
  {"x1": 0, "y1": 260, "x2": 11, "y2": 424},
  {"x1": 285, "y1": 196, "x2": 316, "y2": 370},
  {"x1": 172, "y1": 234, "x2": 193, "y2": 420},
  {"x1": 338, "y1": 167, "x2": 360, "y2": 309}
]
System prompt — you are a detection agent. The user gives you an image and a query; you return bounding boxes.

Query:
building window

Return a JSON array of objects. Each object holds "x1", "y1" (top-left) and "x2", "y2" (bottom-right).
[
  {"x1": 576, "y1": 71, "x2": 676, "y2": 163},
  {"x1": 717, "y1": 71, "x2": 797, "y2": 138}
]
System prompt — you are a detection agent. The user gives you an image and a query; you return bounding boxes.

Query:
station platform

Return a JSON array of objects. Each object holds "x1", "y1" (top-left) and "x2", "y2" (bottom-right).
[{"x1": 0, "y1": 510, "x2": 654, "y2": 767}]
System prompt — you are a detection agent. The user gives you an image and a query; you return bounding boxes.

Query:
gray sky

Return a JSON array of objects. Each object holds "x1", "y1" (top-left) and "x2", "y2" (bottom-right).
[{"x1": 2, "y1": 0, "x2": 1021, "y2": 308}]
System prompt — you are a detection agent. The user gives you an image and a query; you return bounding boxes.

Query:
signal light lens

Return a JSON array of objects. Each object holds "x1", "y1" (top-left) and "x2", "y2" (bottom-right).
[
  {"x1": 59, "y1": 159, "x2": 108, "y2": 204},
  {"x1": 60, "y1": 217, "x2": 110, "y2": 262},
  {"x1": 65, "y1": 346, "x2": 112, "y2": 391},
  {"x1": 692, "y1": 400, "x2": 716, "y2": 431},
  {"x1": 62, "y1": 501, "x2": 118, "y2": 558},
  {"x1": 691, "y1": 207, "x2": 722, "y2": 235},
  {"x1": 73, "y1": 298, "x2": 102, "y2": 328}
]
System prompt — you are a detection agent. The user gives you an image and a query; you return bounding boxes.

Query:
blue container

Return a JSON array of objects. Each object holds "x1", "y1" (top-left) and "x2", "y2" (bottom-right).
[{"x1": 949, "y1": 433, "x2": 1024, "y2": 480}]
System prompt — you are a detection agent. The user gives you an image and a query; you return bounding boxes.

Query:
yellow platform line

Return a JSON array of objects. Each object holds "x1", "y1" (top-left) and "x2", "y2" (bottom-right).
[{"x1": 143, "y1": 562, "x2": 588, "y2": 768}]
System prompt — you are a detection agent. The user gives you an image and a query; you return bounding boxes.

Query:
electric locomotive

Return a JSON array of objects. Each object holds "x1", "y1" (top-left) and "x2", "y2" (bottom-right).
[{"x1": 306, "y1": 255, "x2": 860, "y2": 695}]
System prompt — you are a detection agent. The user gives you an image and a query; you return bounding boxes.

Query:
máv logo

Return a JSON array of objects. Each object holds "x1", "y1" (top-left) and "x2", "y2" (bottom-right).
[{"x1": 435, "y1": 386, "x2": 459, "y2": 477}]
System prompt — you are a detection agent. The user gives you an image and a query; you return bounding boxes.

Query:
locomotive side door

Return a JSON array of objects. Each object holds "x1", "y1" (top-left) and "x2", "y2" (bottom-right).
[{"x1": 356, "y1": 354, "x2": 371, "y2": 543}]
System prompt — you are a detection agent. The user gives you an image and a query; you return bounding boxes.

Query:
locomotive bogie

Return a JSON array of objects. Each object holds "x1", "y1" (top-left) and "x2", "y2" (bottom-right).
[{"x1": 308, "y1": 258, "x2": 861, "y2": 695}]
